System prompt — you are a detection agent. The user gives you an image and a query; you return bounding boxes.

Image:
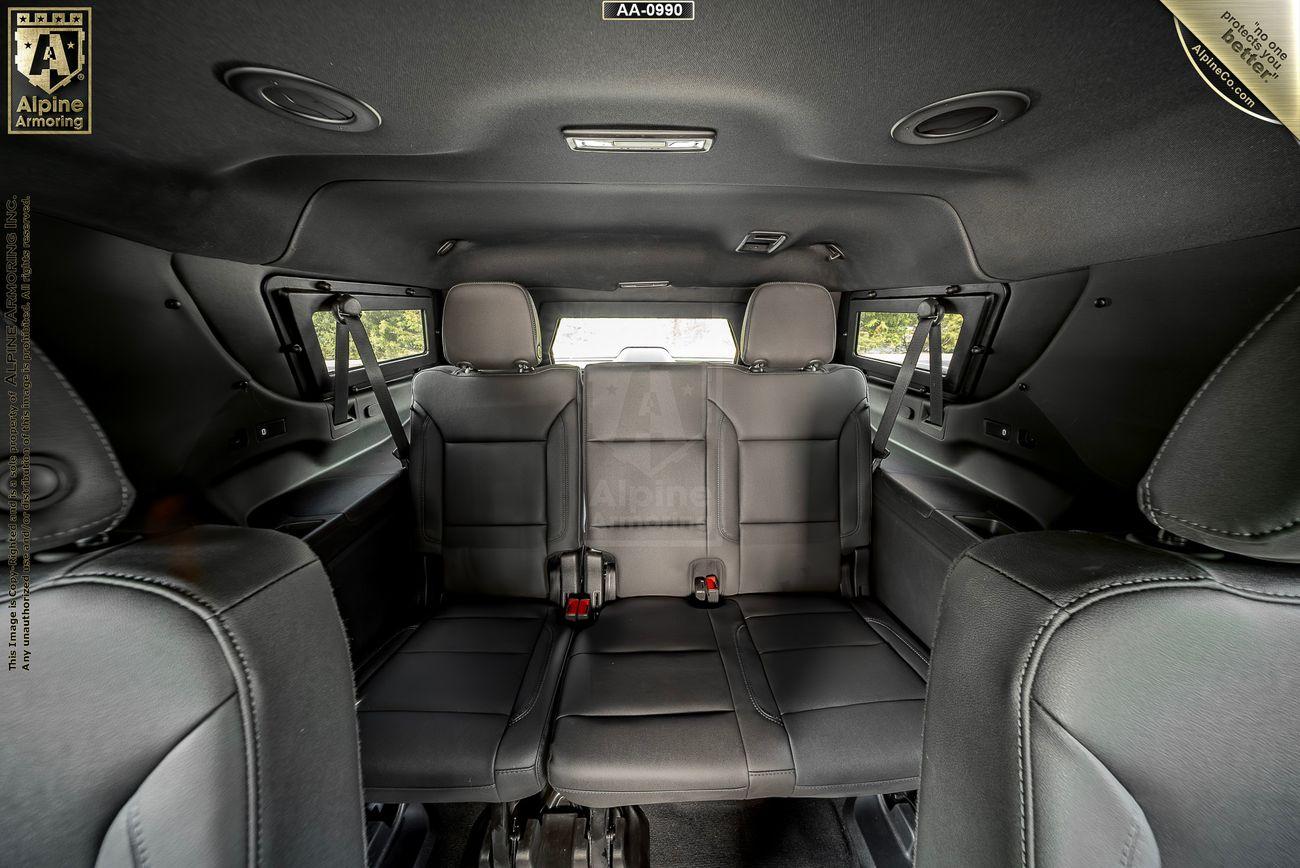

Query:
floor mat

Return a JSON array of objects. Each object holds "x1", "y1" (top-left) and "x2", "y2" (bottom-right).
[
  {"x1": 423, "y1": 798, "x2": 872, "y2": 868},
  {"x1": 641, "y1": 799, "x2": 870, "y2": 868},
  {"x1": 425, "y1": 801, "x2": 487, "y2": 868}
]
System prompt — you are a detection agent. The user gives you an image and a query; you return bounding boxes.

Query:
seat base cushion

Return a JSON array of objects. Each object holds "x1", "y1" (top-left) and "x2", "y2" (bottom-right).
[
  {"x1": 735, "y1": 594, "x2": 927, "y2": 797},
  {"x1": 358, "y1": 598, "x2": 570, "y2": 804},
  {"x1": 548, "y1": 595, "x2": 925, "y2": 807}
]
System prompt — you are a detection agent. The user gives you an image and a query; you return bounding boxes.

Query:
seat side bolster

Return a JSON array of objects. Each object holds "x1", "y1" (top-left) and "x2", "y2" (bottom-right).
[
  {"x1": 45, "y1": 527, "x2": 367, "y2": 868},
  {"x1": 915, "y1": 532, "x2": 1219, "y2": 868},
  {"x1": 494, "y1": 609, "x2": 573, "y2": 800},
  {"x1": 1028, "y1": 700, "x2": 1161, "y2": 868}
]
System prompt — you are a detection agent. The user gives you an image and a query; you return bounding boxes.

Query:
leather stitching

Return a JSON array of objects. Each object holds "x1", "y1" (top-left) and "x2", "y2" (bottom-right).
[
  {"x1": 1015, "y1": 574, "x2": 1300, "y2": 868},
  {"x1": 1140, "y1": 286, "x2": 1299, "y2": 538},
  {"x1": 556, "y1": 785, "x2": 749, "y2": 796},
  {"x1": 126, "y1": 801, "x2": 150, "y2": 868},
  {"x1": 841, "y1": 401, "x2": 870, "y2": 540},
  {"x1": 733, "y1": 622, "x2": 783, "y2": 724},
  {"x1": 31, "y1": 346, "x2": 132, "y2": 542},
  {"x1": 715, "y1": 410, "x2": 739, "y2": 542},
  {"x1": 862, "y1": 615, "x2": 928, "y2": 664},
  {"x1": 1120, "y1": 818, "x2": 1139, "y2": 868},
  {"x1": 792, "y1": 776, "x2": 918, "y2": 792},
  {"x1": 546, "y1": 405, "x2": 571, "y2": 544},
  {"x1": 508, "y1": 621, "x2": 555, "y2": 726}
]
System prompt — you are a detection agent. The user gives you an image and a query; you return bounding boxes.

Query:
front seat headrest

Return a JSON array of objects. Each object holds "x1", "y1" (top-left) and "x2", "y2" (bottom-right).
[
  {"x1": 3, "y1": 346, "x2": 134, "y2": 553},
  {"x1": 441, "y1": 282, "x2": 543, "y2": 370},
  {"x1": 739, "y1": 282, "x2": 837, "y2": 370},
  {"x1": 1139, "y1": 286, "x2": 1300, "y2": 563}
]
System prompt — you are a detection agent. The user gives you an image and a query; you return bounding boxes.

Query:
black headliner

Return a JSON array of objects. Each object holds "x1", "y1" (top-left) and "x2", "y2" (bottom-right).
[{"x1": 7, "y1": 0, "x2": 1299, "y2": 283}]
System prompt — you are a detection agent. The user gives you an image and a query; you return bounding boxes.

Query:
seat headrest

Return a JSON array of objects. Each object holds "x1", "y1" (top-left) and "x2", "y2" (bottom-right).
[
  {"x1": 739, "y1": 282, "x2": 837, "y2": 370},
  {"x1": 441, "y1": 282, "x2": 542, "y2": 370},
  {"x1": 4, "y1": 347, "x2": 134, "y2": 554},
  {"x1": 1139, "y1": 287, "x2": 1300, "y2": 563}
]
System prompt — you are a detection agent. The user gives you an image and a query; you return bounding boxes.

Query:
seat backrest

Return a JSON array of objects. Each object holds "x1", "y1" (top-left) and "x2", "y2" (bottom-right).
[
  {"x1": 583, "y1": 361, "x2": 709, "y2": 596},
  {"x1": 410, "y1": 282, "x2": 580, "y2": 597},
  {"x1": 582, "y1": 283, "x2": 870, "y2": 596},
  {"x1": 2, "y1": 348, "x2": 366, "y2": 868},
  {"x1": 915, "y1": 287, "x2": 1300, "y2": 868}
]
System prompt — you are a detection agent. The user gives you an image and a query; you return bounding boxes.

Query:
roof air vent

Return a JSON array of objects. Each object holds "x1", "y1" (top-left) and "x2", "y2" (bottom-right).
[
  {"x1": 891, "y1": 90, "x2": 1029, "y2": 145},
  {"x1": 222, "y1": 66, "x2": 381, "y2": 132},
  {"x1": 735, "y1": 231, "x2": 787, "y2": 254}
]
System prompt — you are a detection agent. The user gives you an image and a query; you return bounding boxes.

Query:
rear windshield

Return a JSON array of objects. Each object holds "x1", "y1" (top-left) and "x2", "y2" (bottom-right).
[{"x1": 551, "y1": 317, "x2": 736, "y2": 366}]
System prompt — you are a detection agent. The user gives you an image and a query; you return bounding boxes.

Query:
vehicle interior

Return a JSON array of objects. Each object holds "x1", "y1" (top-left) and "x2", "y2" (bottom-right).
[{"x1": 5, "y1": 2, "x2": 1300, "y2": 867}]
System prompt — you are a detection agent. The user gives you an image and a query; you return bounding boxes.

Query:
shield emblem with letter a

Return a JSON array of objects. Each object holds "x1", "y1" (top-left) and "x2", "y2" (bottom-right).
[{"x1": 13, "y1": 10, "x2": 86, "y2": 95}]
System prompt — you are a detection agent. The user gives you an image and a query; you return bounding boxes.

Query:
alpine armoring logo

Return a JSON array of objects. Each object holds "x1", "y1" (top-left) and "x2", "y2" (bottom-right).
[{"x1": 8, "y1": 7, "x2": 91, "y2": 134}]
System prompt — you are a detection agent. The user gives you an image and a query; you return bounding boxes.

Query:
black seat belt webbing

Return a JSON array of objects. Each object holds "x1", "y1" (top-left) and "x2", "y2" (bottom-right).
[
  {"x1": 331, "y1": 294, "x2": 411, "y2": 465},
  {"x1": 871, "y1": 297, "x2": 944, "y2": 471}
]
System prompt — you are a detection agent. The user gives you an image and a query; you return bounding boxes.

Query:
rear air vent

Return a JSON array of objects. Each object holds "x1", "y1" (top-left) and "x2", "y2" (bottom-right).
[
  {"x1": 891, "y1": 90, "x2": 1029, "y2": 145},
  {"x1": 223, "y1": 66, "x2": 382, "y2": 132},
  {"x1": 735, "y1": 231, "x2": 787, "y2": 254}
]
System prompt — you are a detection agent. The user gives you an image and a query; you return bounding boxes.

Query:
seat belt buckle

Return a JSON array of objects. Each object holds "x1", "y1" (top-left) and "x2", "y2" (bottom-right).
[
  {"x1": 693, "y1": 574, "x2": 721, "y2": 605},
  {"x1": 564, "y1": 593, "x2": 593, "y2": 623}
]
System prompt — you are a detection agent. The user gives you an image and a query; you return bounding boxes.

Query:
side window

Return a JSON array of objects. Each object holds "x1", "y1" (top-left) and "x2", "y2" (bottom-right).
[
  {"x1": 855, "y1": 310, "x2": 965, "y2": 372},
  {"x1": 311, "y1": 309, "x2": 428, "y2": 371},
  {"x1": 844, "y1": 288, "x2": 1002, "y2": 394},
  {"x1": 264, "y1": 276, "x2": 438, "y2": 397}
]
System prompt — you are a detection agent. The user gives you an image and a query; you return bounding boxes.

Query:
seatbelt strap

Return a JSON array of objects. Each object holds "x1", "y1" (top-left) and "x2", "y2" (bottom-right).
[
  {"x1": 331, "y1": 294, "x2": 411, "y2": 465},
  {"x1": 871, "y1": 297, "x2": 944, "y2": 471}
]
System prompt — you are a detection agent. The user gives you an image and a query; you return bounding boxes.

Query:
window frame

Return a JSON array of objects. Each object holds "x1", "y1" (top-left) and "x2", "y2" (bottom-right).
[
  {"x1": 264, "y1": 275, "x2": 439, "y2": 398},
  {"x1": 841, "y1": 283, "x2": 1006, "y2": 397}
]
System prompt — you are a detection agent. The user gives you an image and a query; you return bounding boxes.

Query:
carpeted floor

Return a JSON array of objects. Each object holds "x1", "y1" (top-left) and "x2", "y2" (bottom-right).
[
  {"x1": 641, "y1": 799, "x2": 871, "y2": 868},
  {"x1": 423, "y1": 798, "x2": 872, "y2": 868}
]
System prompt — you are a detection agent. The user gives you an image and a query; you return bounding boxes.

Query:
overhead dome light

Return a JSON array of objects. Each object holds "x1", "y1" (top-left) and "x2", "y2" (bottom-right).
[
  {"x1": 891, "y1": 91, "x2": 1029, "y2": 145},
  {"x1": 223, "y1": 66, "x2": 382, "y2": 132},
  {"x1": 563, "y1": 128, "x2": 715, "y2": 152}
]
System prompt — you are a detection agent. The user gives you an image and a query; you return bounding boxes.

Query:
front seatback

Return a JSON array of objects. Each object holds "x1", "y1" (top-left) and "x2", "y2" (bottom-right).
[
  {"x1": 915, "y1": 287, "x2": 1300, "y2": 868},
  {"x1": 2, "y1": 349, "x2": 366, "y2": 868},
  {"x1": 410, "y1": 282, "x2": 580, "y2": 596},
  {"x1": 581, "y1": 282, "x2": 870, "y2": 596}
]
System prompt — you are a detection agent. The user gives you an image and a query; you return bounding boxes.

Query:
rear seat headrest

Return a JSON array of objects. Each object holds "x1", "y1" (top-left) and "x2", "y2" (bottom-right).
[
  {"x1": 739, "y1": 282, "x2": 837, "y2": 370},
  {"x1": 1139, "y1": 286, "x2": 1300, "y2": 563},
  {"x1": 442, "y1": 282, "x2": 543, "y2": 370},
  {"x1": 4, "y1": 346, "x2": 134, "y2": 553}
]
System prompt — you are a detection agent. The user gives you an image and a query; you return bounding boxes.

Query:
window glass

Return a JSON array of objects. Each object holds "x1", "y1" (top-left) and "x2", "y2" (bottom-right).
[
  {"x1": 312, "y1": 309, "x2": 427, "y2": 371},
  {"x1": 854, "y1": 311, "x2": 964, "y2": 372},
  {"x1": 551, "y1": 317, "x2": 736, "y2": 366}
]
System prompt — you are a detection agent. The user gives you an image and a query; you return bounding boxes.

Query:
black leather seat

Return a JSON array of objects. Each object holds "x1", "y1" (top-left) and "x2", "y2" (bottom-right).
[
  {"x1": 549, "y1": 283, "x2": 927, "y2": 806},
  {"x1": 915, "y1": 288, "x2": 1300, "y2": 867},
  {"x1": 1, "y1": 348, "x2": 366, "y2": 867},
  {"x1": 356, "y1": 282, "x2": 577, "y2": 804}
]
